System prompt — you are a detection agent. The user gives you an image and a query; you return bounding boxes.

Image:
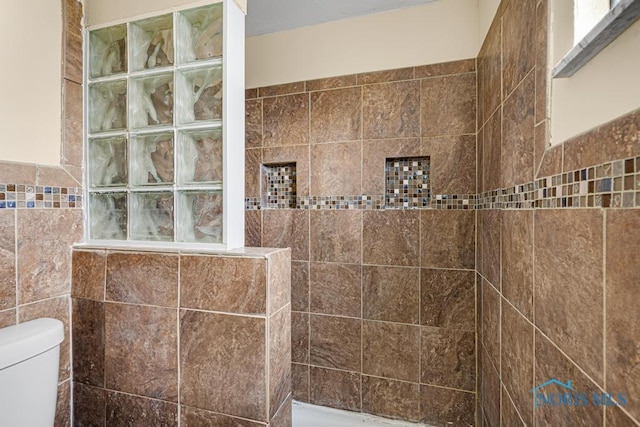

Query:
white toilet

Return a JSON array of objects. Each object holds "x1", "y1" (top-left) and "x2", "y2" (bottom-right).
[{"x1": 0, "y1": 318, "x2": 64, "y2": 427}]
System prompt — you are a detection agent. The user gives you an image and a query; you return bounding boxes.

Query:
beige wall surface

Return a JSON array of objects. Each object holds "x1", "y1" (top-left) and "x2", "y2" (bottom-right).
[
  {"x1": 85, "y1": 0, "x2": 221, "y2": 26},
  {"x1": 478, "y1": 0, "x2": 501, "y2": 45},
  {"x1": 0, "y1": 0, "x2": 62, "y2": 165}
]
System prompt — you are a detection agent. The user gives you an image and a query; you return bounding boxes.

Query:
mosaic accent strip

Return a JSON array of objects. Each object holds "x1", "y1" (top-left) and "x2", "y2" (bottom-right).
[
  {"x1": 385, "y1": 157, "x2": 430, "y2": 208},
  {"x1": 0, "y1": 184, "x2": 83, "y2": 209},
  {"x1": 261, "y1": 163, "x2": 297, "y2": 209}
]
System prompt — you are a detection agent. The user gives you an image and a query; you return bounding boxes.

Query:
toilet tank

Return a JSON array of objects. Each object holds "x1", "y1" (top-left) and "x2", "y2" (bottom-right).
[{"x1": 0, "y1": 318, "x2": 64, "y2": 427}]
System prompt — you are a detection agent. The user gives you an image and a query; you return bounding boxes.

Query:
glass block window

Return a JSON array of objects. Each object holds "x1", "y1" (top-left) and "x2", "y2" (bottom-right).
[{"x1": 385, "y1": 157, "x2": 431, "y2": 208}]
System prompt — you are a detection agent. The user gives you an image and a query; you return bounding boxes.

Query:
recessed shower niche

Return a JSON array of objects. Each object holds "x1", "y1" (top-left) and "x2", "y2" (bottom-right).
[
  {"x1": 84, "y1": 1, "x2": 245, "y2": 248},
  {"x1": 385, "y1": 157, "x2": 431, "y2": 208},
  {"x1": 261, "y1": 163, "x2": 297, "y2": 209}
]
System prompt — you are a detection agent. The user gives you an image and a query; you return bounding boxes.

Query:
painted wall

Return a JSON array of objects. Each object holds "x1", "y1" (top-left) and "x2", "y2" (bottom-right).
[
  {"x1": 0, "y1": 0, "x2": 62, "y2": 165},
  {"x1": 478, "y1": 0, "x2": 501, "y2": 45},
  {"x1": 85, "y1": 0, "x2": 221, "y2": 26}
]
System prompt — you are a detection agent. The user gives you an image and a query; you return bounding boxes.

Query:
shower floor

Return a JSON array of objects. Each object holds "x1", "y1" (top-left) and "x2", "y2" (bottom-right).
[{"x1": 292, "y1": 401, "x2": 434, "y2": 427}]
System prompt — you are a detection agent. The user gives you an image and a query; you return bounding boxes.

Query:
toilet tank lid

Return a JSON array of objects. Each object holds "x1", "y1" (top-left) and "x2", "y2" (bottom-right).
[{"x1": 0, "y1": 318, "x2": 64, "y2": 370}]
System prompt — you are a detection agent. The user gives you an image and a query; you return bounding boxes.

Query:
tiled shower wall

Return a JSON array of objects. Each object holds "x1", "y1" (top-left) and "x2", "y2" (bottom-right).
[
  {"x1": 0, "y1": 0, "x2": 83, "y2": 425},
  {"x1": 477, "y1": 0, "x2": 640, "y2": 426},
  {"x1": 245, "y1": 60, "x2": 478, "y2": 424}
]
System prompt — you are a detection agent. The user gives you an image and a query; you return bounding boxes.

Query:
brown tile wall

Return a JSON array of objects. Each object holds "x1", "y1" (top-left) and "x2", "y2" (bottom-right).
[
  {"x1": 71, "y1": 248, "x2": 292, "y2": 426},
  {"x1": 477, "y1": 1, "x2": 640, "y2": 426},
  {"x1": 245, "y1": 59, "x2": 478, "y2": 425}
]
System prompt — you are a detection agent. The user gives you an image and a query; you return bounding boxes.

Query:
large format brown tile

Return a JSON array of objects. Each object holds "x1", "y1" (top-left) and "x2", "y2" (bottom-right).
[
  {"x1": 362, "y1": 376, "x2": 420, "y2": 422},
  {"x1": 421, "y1": 210, "x2": 475, "y2": 269},
  {"x1": 260, "y1": 82, "x2": 305, "y2": 98},
  {"x1": 0, "y1": 309, "x2": 15, "y2": 328},
  {"x1": 306, "y1": 75, "x2": 357, "y2": 92},
  {"x1": 310, "y1": 87, "x2": 362, "y2": 144},
  {"x1": 363, "y1": 81, "x2": 420, "y2": 139},
  {"x1": 246, "y1": 98, "x2": 262, "y2": 148},
  {"x1": 106, "y1": 391, "x2": 178, "y2": 426},
  {"x1": 62, "y1": 80, "x2": 83, "y2": 167},
  {"x1": 502, "y1": 386, "x2": 526, "y2": 426},
  {"x1": 246, "y1": 148, "x2": 262, "y2": 198},
  {"x1": 105, "y1": 303, "x2": 178, "y2": 401},
  {"x1": 420, "y1": 269, "x2": 475, "y2": 331},
  {"x1": 309, "y1": 366, "x2": 361, "y2": 412},
  {"x1": 245, "y1": 209, "x2": 262, "y2": 247},
  {"x1": 0, "y1": 161, "x2": 36, "y2": 184},
  {"x1": 422, "y1": 135, "x2": 476, "y2": 195},
  {"x1": 310, "y1": 141, "x2": 362, "y2": 195},
  {"x1": 36, "y1": 165, "x2": 80, "y2": 187},
  {"x1": 362, "y1": 138, "x2": 421, "y2": 194},
  {"x1": 605, "y1": 406, "x2": 640, "y2": 427},
  {"x1": 63, "y1": 0, "x2": 83, "y2": 83},
  {"x1": 421, "y1": 73, "x2": 476, "y2": 137},
  {"x1": 483, "y1": 108, "x2": 502, "y2": 191},
  {"x1": 310, "y1": 314, "x2": 361, "y2": 372},
  {"x1": 363, "y1": 321, "x2": 419, "y2": 382},
  {"x1": 73, "y1": 382, "x2": 106, "y2": 427},
  {"x1": 269, "y1": 306, "x2": 291, "y2": 418},
  {"x1": 72, "y1": 250, "x2": 105, "y2": 301},
  {"x1": 310, "y1": 210, "x2": 361, "y2": 264},
  {"x1": 606, "y1": 210, "x2": 640, "y2": 422},
  {"x1": 263, "y1": 209, "x2": 309, "y2": 261},
  {"x1": 363, "y1": 210, "x2": 420, "y2": 267},
  {"x1": 481, "y1": 279, "x2": 500, "y2": 368},
  {"x1": 181, "y1": 254, "x2": 266, "y2": 314},
  {"x1": 106, "y1": 252, "x2": 178, "y2": 307},
  {"x1": 502, "y1": 210, "x2": 533, "y2": 319},
  {"x1": 292, "y1": 312, "x2": 309, "y2": 364},
  {"x1": 270, "y1": 395, "x2": 292, "y2": 427},
  {"x1": 534, "y1": 209, "x2": 604, "y2": 384},
  {"x1": 263, "y1": 93, "x2": 309, "y2": 147},
  {"x1": 291, "y1": 261, "x2": 309, "y2": 312},
  {"x1": 181, "y1": 310, "x2": 266, "y2": 421},
  {"x1": 310, "y1": 262, "x2": 361, "y2": 317},
  {"x1": 414, "y1": 59, "x2": 475, "y2": 79},
  {"x1": 0, "y1": 210, "x2": 15, "y2": 311},
  {"x1": 502, "y1": 0, "x2": 536, "y2": 97},
  {"x1": 180, "y1": 405, "x2": 262, "y2": 427},
  {"x1": 358, "y1": 67, "x2": 413, "y2": 85},
  {"x1": 292, "y1": 363, "x2": 310, "y2": 402},
  {"x1": 263, "y1": 144, "x2": 310, "y2": 196},
  {"x1": 267, "y1": 248, "x2": 291, "y2": 314},
  {"x1": 481, "y1": 347, "x2": 500, "y2": 427},
  {"x1": 421, "y1": 326, "x2": 475, "y2": 391},
  {"x1": 420, "y1": 385, "x2": 475, "y2": 427},
  {"x1": 72, "y1": 298, "x2": 104, "y2": 387},
  {"x1": 481, "y1": 209, "x2": 501, "y2": 288},
  {"x1": 55, "y1": 380, "x2": 71, "y2": 427},
  {"x1": 478, "y1": 20, "x2": 501, "y2": 125},
  {"x1": 535, "y1": 121, "x2": 556, "y2": 178},
  {"x1": 535, "y1": 0, "x2": 549, "y2": 125},
  {"x1": 363, "y1": 266, "x2": 419, "y2": 324}
]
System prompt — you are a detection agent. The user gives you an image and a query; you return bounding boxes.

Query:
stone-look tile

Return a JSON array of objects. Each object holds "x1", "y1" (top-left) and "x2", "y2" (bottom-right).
[
  {"x1": 414, "y1": 59, "x2": 475, "y2": 79},
  {"x1": 534, "y1": 209, "x2": 604, "y2": 384},
  {"x1": 501, "y1": 303, "x2": 533, "y2": 426},
  {"x1": 535, "y1": 332, "x2": 603, "y2": 426},
  {"x1": 62, "y1": 164, "x2": 83, "y2": 184},
  {"x1": 481, "y1": 209, "x2": 501, "y2": 288},
  {"x1": 106, "y1": 391, "x2": 178, "y2": 426},
  {"x1": 310, "y1": 314, "x2": 361, "y2": 372},
  {"x1": 421, "y1": 210, "x2": 475, "y2": 269},
  {"x1": 481, "y1": 347, "x2": 500, "y2": 427},
  {"x1": 260, "y1": 82, "x2": 306, "y2": 97},
  {"x1": 477, "y1": 126, "x2": 484, "y2": 194},
  {"x1": 363, "y1": 210, "x2": 420, "y2": 267},
  {"x1": 606, "y1": 406, "x2": 640, "y2": 427},
  {"x1": 362, "y1": 80, "x2": 420, "y2": 139},
  {"x1": 606, "y1": 108, "x2": 640, "y2": 162},
  {"x1": 606, "y1": 210, "x2": 640, "y2": 422},
  {"x1": 267, "y1": 249, "x2": 291, "y2": 314},
  {"x1": 421, "y1": 73, "x2": 476, "y2": 137},
  {"x1": 0, "y1": 210, "x2": 15, "y2": 311},
  {"x1": 269, "y1": 306, "x2": 291, "y2": 418},
  {"x1": 180, "y1": 405, "x2": 263, "y2": 427},
  {"x1": 421, "y1": 326, "x2": 475, "y2": 391},
  {"x1": 55, "y1": 381, "x2": 71, "y2": 427},
  {"x1": 36, "y1": 165, "x2": 81, "y2": 187},
  {"x1": 502, "y1": 0, "x2": 536, "y2": 96},
  {"x1": 246, "y1": 148, "x2": 262, "y2": 198},
  {"x1": 292, "y1": 363, "x2": 310, "y2": 402},
  {"x1": 502, "y1": 387, "x2": 526, "y2": 426},
  {"x1": 310, "y1": 210, "x2": 361, "y2": 264},
  {"x1": 72, "y1": 298, "x2": 105, "y2": 387},
  {"x1": 181, "y1": 255, "x2": 266, "y2": 314},
  {"x1": 535, "y1": 0, "x2": 549, "y2": 125},
  {"x1": 358, "y1": 67, "x2": 414, "y2": 85},
  {"x1": 19, "y1": 296, "x2": 70, "y2": 381},
  {"x1": 263, "y1": 144, "x2": 310, "y2": 196},
  {"x1": 246, "y1": 88, "x2": 258, "y2": 99},
  {"x1": 105, "y1": 303, "x2": 178, "y2": 401},
  {"x1": 62, "y1": 80, "x2": 82, "y2": 167},
  {"x1": 263, "y1": 93, "x2": 309, "y2": 147},
  {"x1": 0, "y1": 161, "x2": 36, "y2": 184},
  {"x1": 310, "y1": 87, "x2": 362, "y2": 144},
  {"x1": 270, "y1": 395, "x2": 293, "y2": 427},
  {"x1": 106, "y1": 252, "x2": 178, "y2": 307},
  {"x1": 363, "y1": 266, "x2": 419, "y2": 324},
  {"x1": 292, "y1": 312, "x2": 309, "y2": 364},
  {"x1": 73, "y1": 382, "x2": 106, "y2": 427},
  {"x1": 310, "y1": 262, "x2": 361, "y2": 317},
  {"x1": 537, "y1": 129, "x2": 562, "y2": 179},
  {"x1": 310, "y1": 141, "x2": 362, "y2": 195},
  {"x1": 309, "y1": 366, "x2": 361, "y2": 412},
  {"x1": 420, "y1": 385, "x2": 475, "y2": 427},
  {"x1": 306, "y1": 75, "x2": 358, "y2": 92},
  {"x1": 246, "y1": 98, "x2": 263, "y2": 148},
  {"x1": 181, "y1": 310, "x2": 267, "y2": 421},
  {"x1": 72, "y1": 250, "x2": 106, "y2": 301},
  {"x1": 0, "y1": 309, "x2": 16, "y2": 328},
  {"x1": 245, "y1": 209, "x2": 262, "y2": 247},
  {"x1": 562, "y1": 129, "x2": 606, "y2": 172},
  {"x1": 422, "y1": 135, "x2": 476, "y2": 195},
  {"x1": 502, "y1": 72, "x2": 535, "y2": 187},
  {"x1": 482, "y1": 279, "x2": 500, "y2": 369},
  {"x1": 535, "y1": 121, "x2": 553, "y2": 177},
  {"x1": 62, "y1": 0, "x2": 83, "y2": 83},
  {"x1": 363, "y1": 321, "x2": 419, "y2": 382},
  {"x1": 263, "y1": 209, "x2": 309, "y2": 261},
  {"x1": 291, "y1": 261, "x2": 309, "y2": 312},
  {"x1": 362, "y1": 376, "x2": 420, "y2": 422},
  {"x1": 502, "y1": 210, "x2": 533, "y2": 319},
  {"x1": 362, "y1": 138, "x2": 421, "y2": 194},
  {"x1": 421, "y1": 269, "x2": 475, "y2": 331},
  {"x1": 483, "y1": 109, "x2": 502, "y2": 191},
  {"x1": 17, "y1": 209, "x2": 82, "y2": 303}
]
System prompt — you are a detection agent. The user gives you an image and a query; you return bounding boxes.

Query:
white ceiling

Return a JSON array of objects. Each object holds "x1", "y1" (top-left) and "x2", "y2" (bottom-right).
[{"x1": 246, "y1": 0, "x2": 440, "y2": 37}]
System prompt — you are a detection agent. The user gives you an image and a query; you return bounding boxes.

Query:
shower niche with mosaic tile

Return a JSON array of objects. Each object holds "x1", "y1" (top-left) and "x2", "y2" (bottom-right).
[
  {"x1": 385, "y1": 157, "x2": 431, "y2": 208},
  {"x1": 84, "y1": 0, "x2": 245, "y2": 248},
  {"x1": 261, "y1": 163, "x2": 297, "y2": 209}
]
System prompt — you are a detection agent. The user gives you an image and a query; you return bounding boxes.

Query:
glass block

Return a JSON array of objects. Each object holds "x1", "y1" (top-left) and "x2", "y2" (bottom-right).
[
  {"x1": 88, "y1": 137, "x2": 127, "y2": 187},
  {"x1": 176, "y1": 4, "x2": 223, "y2": 63},
  {"x1": 130, "y1": 14, "x2": 174, "y2": 71},
  {"x1": 89, "y1": 25, "x2": 127, "y2": 78},
  {"x1": 89, "y1": 193, "x2": 127, "y2": 240},
  {"x1": 131, "y1": 132, "x2": 174, "y2": 185},
  {"x1": 130, "y1": 73, "x2": 174, "y2": 129},
  {"x1": 177, "y1": 191, "x2": 222, "y2": 243},
  {"x1": 88, "y1": 80, "x2": 127, "y2": 133},
  {"x1": 176, "y1": 66, "x2": 222, "y2": 124},
  {"x1": 130, "y1": 192, "x2": 174, "y2": 241},
  {"x1": 178, "y1": 128, "x2": 222, "y2": 185}
]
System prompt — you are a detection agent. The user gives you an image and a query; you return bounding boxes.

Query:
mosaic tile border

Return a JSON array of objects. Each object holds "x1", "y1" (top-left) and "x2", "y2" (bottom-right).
[{"x1": 0, "y1": 184, "x2": 83, "y2": 209}]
